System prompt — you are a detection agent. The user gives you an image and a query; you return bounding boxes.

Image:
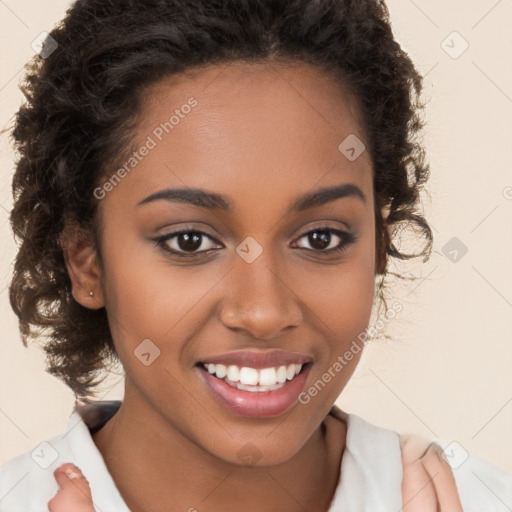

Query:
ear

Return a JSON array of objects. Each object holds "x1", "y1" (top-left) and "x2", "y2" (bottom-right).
[
  {"x1": 59, "y1": 222, "x2": 105, "y2": 309},
  {"x1": 375, "y1": 205, "x2": 391, "y2": 275}
]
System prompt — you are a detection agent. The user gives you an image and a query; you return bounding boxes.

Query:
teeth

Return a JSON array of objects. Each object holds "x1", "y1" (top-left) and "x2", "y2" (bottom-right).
[
  {"x1": 215, "y1": 363, "x2": 227, "y2": 379},
  {"x1": 259, "y1": 367, "x2": 276, "y2": 386},
  {"x1": 203, "y1": 362, "x2": 304, "y2": 390},
  {"x1": 235, "y1": 381, "x2": 286, "y2": 392},
  {"x1": 276, "y1": 365, "x2": 287, "y2": 384},
  {"x1": 239, "y1": 367, "x2": 259, "y2": 386},
  {"x1": 227, "y1": 365, "x2": 240, "y2": 382}
]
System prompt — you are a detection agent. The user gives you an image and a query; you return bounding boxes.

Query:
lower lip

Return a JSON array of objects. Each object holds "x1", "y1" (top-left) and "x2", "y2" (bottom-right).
[{"x1": 198, "y1": 365, "x2": 311, "y2": 418}]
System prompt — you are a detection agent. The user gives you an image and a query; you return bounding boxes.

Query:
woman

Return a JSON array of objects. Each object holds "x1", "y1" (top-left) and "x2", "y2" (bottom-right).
[{"x1": 0, "y1": 0, "x2": 510, "y2": 510}]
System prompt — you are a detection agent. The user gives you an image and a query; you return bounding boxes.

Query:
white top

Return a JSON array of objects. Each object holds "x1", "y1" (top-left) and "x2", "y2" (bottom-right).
[{"x1": 0, "y1": 401, "x2": 510, "y2": 511}]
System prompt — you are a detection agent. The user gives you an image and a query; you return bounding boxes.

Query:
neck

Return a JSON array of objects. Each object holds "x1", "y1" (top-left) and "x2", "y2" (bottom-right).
[{"x1": 92, "y1": 384, "x2": 346, "y2": 512}]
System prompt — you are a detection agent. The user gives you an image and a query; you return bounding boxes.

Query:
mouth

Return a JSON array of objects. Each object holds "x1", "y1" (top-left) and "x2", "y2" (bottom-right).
[
  {"x1": 200, "y1": 362, "x2": 307, "y2": 392},
  {"x1": 196, "y1": 350, "x2": 313, "y2": 418}
]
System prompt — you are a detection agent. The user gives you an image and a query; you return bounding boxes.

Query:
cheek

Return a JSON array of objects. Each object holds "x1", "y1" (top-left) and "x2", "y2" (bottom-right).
[
  {"x1": 292, "y1": 234, "x2": 376, "y2": 397},
  {"x1": 294, "y1": 271, "x2": 374, "y2": 419},
  {"x1": 296, "y1": 234, "x2": 376, "y2": 346},
  {"x1": 99, "y1": 229, "x2": 222, "y2": 362},
  {"x1": 297, "y1": 265, "x2": 374, "y2": 385},
  {"x1": 308, "y1": 268, "x2": 374, "y2": 330}
]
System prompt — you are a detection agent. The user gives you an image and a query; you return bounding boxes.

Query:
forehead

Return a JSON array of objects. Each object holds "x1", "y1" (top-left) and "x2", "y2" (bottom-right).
[
  {"x1": 137, "y1": 60, "x2": 367, "y2": 147},
  {"x1": 112, "y1": 60, "x2": 372, "y2": 210}
]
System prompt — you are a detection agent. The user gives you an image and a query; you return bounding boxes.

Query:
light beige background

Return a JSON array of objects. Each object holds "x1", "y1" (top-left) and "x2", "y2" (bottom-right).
[{"x1": 1, "y1": 0, "x2": 511, "y2": 474}]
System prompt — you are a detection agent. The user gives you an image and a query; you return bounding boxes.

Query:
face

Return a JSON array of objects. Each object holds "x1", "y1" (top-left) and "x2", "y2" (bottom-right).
[{"x1": 75, "y1": 61, "x2": 382, "y2": 466}]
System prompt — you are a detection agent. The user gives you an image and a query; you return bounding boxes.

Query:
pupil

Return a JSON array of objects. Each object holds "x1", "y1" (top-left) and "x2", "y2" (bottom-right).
[
  {"x1": 179, "y1": 232, "x2": 201, "y2": 251},
  {"x1": 310, "y1": 230, "x2": 330, "y2": 250}
]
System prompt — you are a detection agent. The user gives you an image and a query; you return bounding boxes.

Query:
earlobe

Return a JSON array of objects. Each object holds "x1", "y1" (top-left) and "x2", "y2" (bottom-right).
[{"x1": 58, "y1": 223, "x2": 104, "y2": 309}]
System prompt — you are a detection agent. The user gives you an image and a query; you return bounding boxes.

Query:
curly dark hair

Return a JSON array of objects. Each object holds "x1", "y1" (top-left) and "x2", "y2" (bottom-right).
[{"x1": 8, "y1": 0, "x2": 432, "y2": 399}]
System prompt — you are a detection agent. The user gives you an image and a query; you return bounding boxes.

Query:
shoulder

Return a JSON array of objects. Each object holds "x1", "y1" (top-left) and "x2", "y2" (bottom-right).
[
  {"x1": 328, "y1": 406, "x2": 404, "y2": 509},
  {"x1": 0, "y1": 430, "x2": 72, "y2": 511},
  {"x1": 330, "y1": 406, "x2": 512, "y2": 511},
  {"x1": 0, "y1": 404, "x2": 129, "y2": 512},
  {"x1": 330, "y1": 406, "x2": 402, "y2": 459}
]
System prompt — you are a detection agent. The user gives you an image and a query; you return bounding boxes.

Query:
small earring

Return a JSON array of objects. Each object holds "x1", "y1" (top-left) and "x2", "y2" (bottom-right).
[{"x1": 89, "y1": 291, "x2": 94, "y2": 297}]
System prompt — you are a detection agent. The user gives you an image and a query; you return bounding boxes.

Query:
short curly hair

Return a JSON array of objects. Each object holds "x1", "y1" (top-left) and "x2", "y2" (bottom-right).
[{"x1": 8, "y1": 0, "x2": 432, "y2": 399}]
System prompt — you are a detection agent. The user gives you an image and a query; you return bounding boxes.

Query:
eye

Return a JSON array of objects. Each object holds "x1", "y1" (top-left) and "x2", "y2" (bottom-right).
[
  {"x1": 292, "y1": 227, "x2": 357, "y2": 254},
  {"x1": 152, "y1": 226, "x2": 358, "y2": 259},
  {"x1": 153, "y1": 229, "x2": 222, "y2": 257}
]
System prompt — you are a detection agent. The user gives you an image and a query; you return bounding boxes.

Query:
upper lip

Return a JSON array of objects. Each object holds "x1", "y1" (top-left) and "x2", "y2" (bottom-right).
[{"x1": 199, "y1": 349, "x2": 313, "y2": 369}]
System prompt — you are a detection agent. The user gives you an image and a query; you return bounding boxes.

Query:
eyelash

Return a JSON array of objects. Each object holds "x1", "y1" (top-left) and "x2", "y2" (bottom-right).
[{"x1": 152, "y1": 226, "x2": 358, "y2": 259}]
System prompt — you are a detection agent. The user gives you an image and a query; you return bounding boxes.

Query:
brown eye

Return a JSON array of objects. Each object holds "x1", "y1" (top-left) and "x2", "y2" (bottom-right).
[
  {"x1": 175, "y1": 232, "x2": 203, "y2": 252},
  {"x1": 293, "y1": 227, "x2": 357, "y2": 254},
  {"x1": 154, "y1": 229, "x2": 221, "y2": 256}
]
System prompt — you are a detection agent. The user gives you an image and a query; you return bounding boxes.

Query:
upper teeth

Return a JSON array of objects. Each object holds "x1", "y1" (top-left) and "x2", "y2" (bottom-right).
[{"x1": 204, "y1": 363, "x2": 302, "y2": 386}]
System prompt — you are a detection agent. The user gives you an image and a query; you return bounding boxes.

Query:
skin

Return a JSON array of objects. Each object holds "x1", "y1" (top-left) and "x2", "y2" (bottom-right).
[
  {"x1": 401, "y1": 436, "x2": 464, "y2": 511},
  {"x1": 60, "y1": 60, "x2": 389, "y2": 511},
  {"x1": 48, "y1": 464, "x2": 93, "y2": 511},
  {"x1": 49, "y1": 444, "x2": 464, "y2": 511}
]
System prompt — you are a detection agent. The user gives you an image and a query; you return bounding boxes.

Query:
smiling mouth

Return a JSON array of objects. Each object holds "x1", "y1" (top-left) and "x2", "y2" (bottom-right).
[{"x1": 199, "y1": 362, "x2": 309, "y2": 392}]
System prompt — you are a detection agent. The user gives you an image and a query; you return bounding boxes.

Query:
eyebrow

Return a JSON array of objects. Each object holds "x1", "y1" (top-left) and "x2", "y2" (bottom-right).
[{"x1": 136, "y1": 183, "x2": 366, "y2": 213}]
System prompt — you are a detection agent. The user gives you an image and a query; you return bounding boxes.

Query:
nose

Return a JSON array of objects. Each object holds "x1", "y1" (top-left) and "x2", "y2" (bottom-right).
[{"x1": 219, "y1": 252, "x2": 304, "y2": 340}]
